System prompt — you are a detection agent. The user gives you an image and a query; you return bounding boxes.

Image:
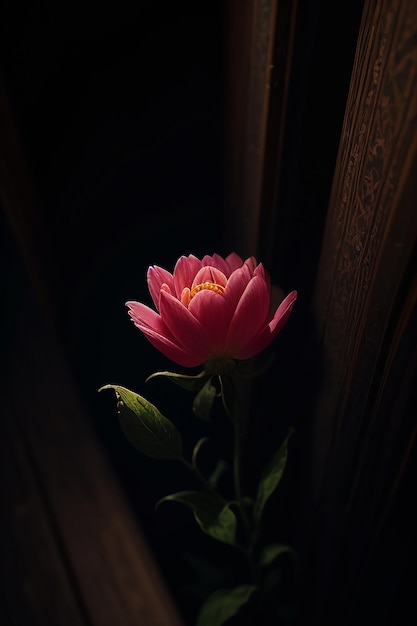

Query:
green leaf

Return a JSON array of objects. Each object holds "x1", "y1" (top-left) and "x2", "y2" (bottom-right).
[
  {"x1": 253, "y1": 428, "x2": 294, "y2": 525},
  {"x1": 196, "y1": 584, "x2": 257, "y2": 626},
  {"x1": 193, "y1": 376, "x2": 217, "y2": 421},
  {"x1": 259, "y1": 543, "x2": 297, "y2": 568},
  {"x1": 157, "y1": 491, "x2": 237, "y2": 545},
  {"x1": 99, "y1": 385, "x2": 182, "y2": 460},
  {"x1": 146, "y1": 370, "x2": 208, "y2": 391}
]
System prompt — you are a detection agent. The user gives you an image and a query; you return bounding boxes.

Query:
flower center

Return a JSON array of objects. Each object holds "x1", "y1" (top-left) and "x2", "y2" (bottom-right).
[{"x1": 190, "y1": 281, "x2": 226, "y2": 299}]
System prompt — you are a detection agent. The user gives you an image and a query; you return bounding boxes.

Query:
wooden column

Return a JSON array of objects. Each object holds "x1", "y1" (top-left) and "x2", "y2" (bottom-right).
[
  {"x1": 308, "y1": 0, "x2": 417, "y2": 623},
  {"x1": 225, "y1": 0, "x2": 298, "y2": 261}
]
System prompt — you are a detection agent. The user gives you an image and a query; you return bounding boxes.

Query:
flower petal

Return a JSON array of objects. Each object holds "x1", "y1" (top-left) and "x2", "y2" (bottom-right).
[
  {"x1": 244, "y1": 256, "x2": 257, "y2": 274},
  {"x1": 224, "y1": 252, "x2": 244, "y2": 274},
  {"x1": 226, "y1": 275, "x2": 270, "y2": 354},
  {"x1": 224, "y1": 263, "x2": 256, "y2": 310},
  {"x1": 126, "y1": 300, "x2": 169, "y2": 334},
  {"x1": 141, "y1": 331, "x2": 205, "y2": 367},
  {"x1": 201, "y1": 253, "x2": 230, "y2": 275},
  {"x1": 235, "y1": 290, "x2": 297, "y2": 359},
  {"x1": 253, "y1": 263, "x2": 271, "y2": 298},
  {"x1": 188, "y1": 289, "x2": 234, "y2": 357},
  {"x1": 159, "y1": 290, "x2": 211, "y2": 358},
  {"x1": 181, "y1": 287, "x2": 191, "y2": 307},
  {"x1": 147, "y1": 266, "x2": 175, "y2": 310},
  {"x1": 191, "y1": 266, "x2": 227, "y2": 289},
  {"x1": 126, "y1": 300, "x2": 207, "y2": 367},
  {"x1": 267, "y1": 289, "x2": 297, "y2": 334},
  {"x1": 173, "y1": 255, "x2": 203, "y2": 297}
]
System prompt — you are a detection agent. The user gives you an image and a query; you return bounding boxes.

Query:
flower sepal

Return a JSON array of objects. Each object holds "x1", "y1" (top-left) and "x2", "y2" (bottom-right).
[
  {"x1": 146, "y1": 369, "x2": 218, "y2": 420},
  {"x1": 192, "y1": 377, "x2": 218, "y2": 421},
  {"x1": 146, "y1": 369, "x2": 209, "y2": 391}
]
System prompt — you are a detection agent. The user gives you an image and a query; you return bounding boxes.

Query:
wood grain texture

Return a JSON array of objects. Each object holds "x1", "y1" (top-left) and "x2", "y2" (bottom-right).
[
  {"x1": 1, "y1": 402, "x2": 89, "y2": 626},
  {"x1": 308, "y1": 0, "x2": 417, "y2": 622},
  {"x1": 3, "y1": 311, "x2": 185, "y2": 626},
  {"x1": 225, "y1": 0, "x2": 280, "y2": 258},
  {"x1": 313, "y1": 0, "x2": 417, "y2": 501}
]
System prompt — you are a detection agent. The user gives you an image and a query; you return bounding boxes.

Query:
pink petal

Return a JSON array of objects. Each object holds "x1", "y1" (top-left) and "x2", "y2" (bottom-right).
[
  {"x1": 253, "y1": 262, "x2": 267, "y2": 281},
  {"x1": 138, "y1": 326, "x2": 204, "y2": 367},
  {"x1": 224, "y1": 252, "x2": 243, "y2": 274},
  {"x1": 188, "y1": 288, "x2": 234, "y2": 356},
  {"x1": 126, "y1": 300, "x2": 169, "y2": 335},
  {"x1": 173, "y1": 255, "x2": 203, "y2": 297},
  {"x1": 159, "y1": 290, "x2": 211, "y2": 358},
  {"x1": 147, "y1": 266, "x2": 175, "y2": 310},
  {"x1": 140, "y1": 330, "x2": 205, "y2": 367},
  {"x1": 223, "y1": 264, "x2": 254, "y2": 309},
  {"x1": 267, "y1": 290, "x2": 297, "y2": 334},
  {"x1": 191, "y1": 266, "x2": 227, "y2": 289},
  {"x1": 254, "y1": 263, "x2": 271, "y2": 294},
  {"x1": 201, "y1": 253, "x2": 230, "y2": 275},
  {"x1": 243, "y1": 256, "x2": 257, "y2": 274},
  {"x1": 181, "y1": 287, "x2": 191, "y2": 307},
  {"x1": 235, "y1": 290, "x2": 297, "y2": 359},
  {"x1": 126, "y1": 300, "x2": 206, "y2": 367},
  {"x1": 226, "y1": 276, "x2": 270, "y2": 354}
]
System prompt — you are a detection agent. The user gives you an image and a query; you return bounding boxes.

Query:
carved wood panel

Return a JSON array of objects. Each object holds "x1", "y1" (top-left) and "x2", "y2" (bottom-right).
[{"x1": 308, "y1": 0, "x2": 417, "y2": 622}]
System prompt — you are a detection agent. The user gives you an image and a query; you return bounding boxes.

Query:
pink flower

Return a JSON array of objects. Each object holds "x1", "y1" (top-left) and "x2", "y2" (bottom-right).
[{"x1": 126, "y1": 253, "x2": 297, "y2": 368}]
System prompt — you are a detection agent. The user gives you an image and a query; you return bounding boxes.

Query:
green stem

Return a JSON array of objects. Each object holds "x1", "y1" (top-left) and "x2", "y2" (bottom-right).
[
  {"x1": 233, "y1": 419, "x2": 243, "y2": 502},
  {"x1": 224, "y1": 370, "x2": 255, "y2": 558},
  {"x1": 179, "y1": 456, "x2": 225, "y2": 503},
  {"x1": 233, "y1": 418, "x2": 252, "y2": 548}
]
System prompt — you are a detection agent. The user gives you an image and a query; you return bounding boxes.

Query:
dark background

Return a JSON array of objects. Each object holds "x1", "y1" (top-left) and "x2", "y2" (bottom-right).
[
  {"x1": 0, "y1": 3, "x2": 247, "y2": 623},
  {"x1": 1, "y1": 3, "x2": 229, "y2": 621}
]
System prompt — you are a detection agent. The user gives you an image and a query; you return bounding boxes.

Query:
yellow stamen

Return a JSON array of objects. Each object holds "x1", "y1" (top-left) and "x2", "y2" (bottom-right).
[{"x1": 190, "y1": 281, "x2": 226, "y2": 299}]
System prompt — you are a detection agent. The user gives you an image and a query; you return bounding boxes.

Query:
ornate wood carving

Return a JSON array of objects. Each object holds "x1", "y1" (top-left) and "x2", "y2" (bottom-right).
[{"x1": 308, "y1": 0, "x2": 417, "y2": 622}]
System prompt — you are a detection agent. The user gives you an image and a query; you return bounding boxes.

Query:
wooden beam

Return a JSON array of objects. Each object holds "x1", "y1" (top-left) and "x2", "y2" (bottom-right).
[{"x1": 308, "y1": 0, "x2": 417, "y2": 621}]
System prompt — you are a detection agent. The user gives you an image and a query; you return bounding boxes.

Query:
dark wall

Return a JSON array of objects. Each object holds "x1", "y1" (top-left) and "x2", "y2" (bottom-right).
[
  {"x1": 1, "y1": 3, "x2": 227, "y2": 413},
  {"x1": 1, "y1": 3, "x2": 228, "y2": 622}
]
